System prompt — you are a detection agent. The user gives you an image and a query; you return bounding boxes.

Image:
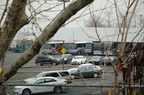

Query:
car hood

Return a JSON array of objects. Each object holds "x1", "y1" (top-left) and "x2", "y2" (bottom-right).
[
  {"x1": 68, "y1": 68, "x2": 78, "y2": 74},
  {"x1": 72, "y1": 59, "x2": 83, "y2": 62},
  {"x1": 95, "y1": 66, "x2": 102, "y2": 70}
]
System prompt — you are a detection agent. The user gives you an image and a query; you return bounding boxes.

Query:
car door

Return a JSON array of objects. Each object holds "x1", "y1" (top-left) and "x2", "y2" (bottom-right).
[
  {"x1": 84, "y1": 66, "x2": 93, "y2": 77},
  {"x1": 46, "y1": 56, "x2": 51, "y2": 63},
  {"x1": 78, "y1": 67, "x2": 86, "y2": 78},
  {"x1": 33, "y1": 79, "x2": 46, "y2": 93},
  {"x1": 34, "y1": 78, "x2": 56, "y2": 93},
  {"x1": 43, "y1": 78, "x2": 57, "y2": 92}
]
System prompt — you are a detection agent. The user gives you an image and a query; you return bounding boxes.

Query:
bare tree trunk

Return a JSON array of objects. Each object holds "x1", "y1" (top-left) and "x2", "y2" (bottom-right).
[{"x1": 113, "y1": 70, "x2": 119, "y2": 95}]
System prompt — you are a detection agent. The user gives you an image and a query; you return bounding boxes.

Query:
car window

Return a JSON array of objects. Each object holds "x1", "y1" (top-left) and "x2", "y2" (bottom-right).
[
  {"x1": 45, "y1": 78, "x2": 56, "y2": 83},
  {"x1": 85, "y1": 67, "x2": 93, "y2": 71},
  {"x1": 34, "y1": 79, "x2": 45, "y2": 84},
  {"x1": 59, "y1": 71, "x2": 69, "y2": 76},
  {"x1": 47, "y1": 56, "x2": 51, "y2": 60},
  {"x1": 78, "y1": 67, "x2": 85, "y2": 72},
  {"x1": 37, "y1": 56, "x2": 44, "y2": 59},
  {"x1": 44, "y1": 72, "x2": 59, "y2": 77}
]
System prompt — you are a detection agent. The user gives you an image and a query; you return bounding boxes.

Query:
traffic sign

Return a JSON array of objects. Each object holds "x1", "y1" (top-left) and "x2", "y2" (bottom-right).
[
  {"x1": 0, "y1": 68, "x2": 2, "y2": 73},
  {"x1": 60, "y1": 48, "x2": 67, "y2": 54}
]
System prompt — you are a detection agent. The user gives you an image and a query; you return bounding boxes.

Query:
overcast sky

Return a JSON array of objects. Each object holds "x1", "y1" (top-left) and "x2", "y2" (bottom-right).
[{"x1": 0, "y1": 0, "x2": 144, "y2": 35}]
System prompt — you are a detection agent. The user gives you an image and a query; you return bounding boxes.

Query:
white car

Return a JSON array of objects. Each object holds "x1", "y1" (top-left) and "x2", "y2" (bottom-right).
[
  {"x1": 71, "y1": 56, "x2": 86, "y2": 65},
  {"x1": 14, "y1": 77, "x2": 68, "y2": 95},
  {"x1": 36, "y1": 70, "x2": 72, "y2": 84}
]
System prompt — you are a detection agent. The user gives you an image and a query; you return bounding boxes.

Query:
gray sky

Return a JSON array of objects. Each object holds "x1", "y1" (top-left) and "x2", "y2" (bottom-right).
[{"x1": 0, "y1": 0, "x2": 144, "y2": 35}]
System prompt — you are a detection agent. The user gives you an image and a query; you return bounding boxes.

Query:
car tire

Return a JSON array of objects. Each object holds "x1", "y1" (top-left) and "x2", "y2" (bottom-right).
[
  {"x1": 54, "y1": 86, "x2": 62, "y2": 94},
  {"x1": 93, "y1": 73, "x2": 98, "y2": 78},
  {"x1": 22, "y1": 89, "x2": 31, "y2": 95},
  {"x1": 52, "y1": 62, "x2": 56, "y2": 66},
  {"x1": 40, "y1": 63, "x2": 43, "y2": 66}
]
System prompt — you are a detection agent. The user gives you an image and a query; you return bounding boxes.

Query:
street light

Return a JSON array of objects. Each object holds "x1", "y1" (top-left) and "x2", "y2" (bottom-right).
[
  {"x1": 58, "y1": 0, "x2": 70, "y2": 9},
  {"x1": 139, "y1": 14, "x2": 143, "y2": 28}
]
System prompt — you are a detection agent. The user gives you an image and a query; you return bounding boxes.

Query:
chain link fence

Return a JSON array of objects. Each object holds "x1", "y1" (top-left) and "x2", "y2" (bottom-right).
[{"x1": 0, "y1": 84, "x2": 143, "y2": 95}]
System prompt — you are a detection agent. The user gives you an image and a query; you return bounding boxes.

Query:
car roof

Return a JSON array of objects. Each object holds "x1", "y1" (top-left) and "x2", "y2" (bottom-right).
[
  {"x1": 25, "y1": 76, "x2": 57, "y2": 81},
  {"x1": 40, "y1": 70, "x2": 69, "y2": 73},
  {"x1": 78, "y1": 63, "x2": 93, "y2": 67}
]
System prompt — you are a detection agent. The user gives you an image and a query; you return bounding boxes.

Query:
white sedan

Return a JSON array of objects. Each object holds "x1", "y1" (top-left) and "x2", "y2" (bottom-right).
[
  {"x1": 14, "y1": 77, "x2": 68, "y2": 95},
  {"x1": 71, "y1": 56, "x2": 86, "y2": 65}
]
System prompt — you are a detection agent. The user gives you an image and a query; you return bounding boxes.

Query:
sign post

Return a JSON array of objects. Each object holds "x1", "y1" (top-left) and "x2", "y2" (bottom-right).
[{"x1": 60, "y1": 48, "x2": 67, "y2": 70}]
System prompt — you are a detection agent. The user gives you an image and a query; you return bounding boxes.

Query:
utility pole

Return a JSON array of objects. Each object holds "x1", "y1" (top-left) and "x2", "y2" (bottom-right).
[
  {"x1": 59, "y1": 0, "x2": 70, "y2": 27},
  {"x1": 140, "y1": 14, "x2": 143, "y2": 28}
]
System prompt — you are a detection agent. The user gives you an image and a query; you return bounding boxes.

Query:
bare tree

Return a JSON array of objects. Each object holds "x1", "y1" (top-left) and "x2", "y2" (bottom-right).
[
  {"x1": 83, "y1": 0, "x2": 143, "y2": 94},
  {"x1": 84, "y1": 15, "x2": 105, "y2": 27},
  {"x1": 103, "y1": 9, "x2": 115, "y2": 27}
]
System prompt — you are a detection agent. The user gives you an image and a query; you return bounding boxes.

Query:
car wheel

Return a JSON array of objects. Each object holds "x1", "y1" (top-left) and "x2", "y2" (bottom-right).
[
  {"x1": 22, "y1": 89, "x2": 31, "y2": 95},
  {"x1": 52, "y1": 62, "x2": 56, "y2": 66},
  {"x1": 54, "y1": 86, "x2": 62, "y2": 94},
  {"x1": 40, "y1": 63, "x2": 43, "y2": 66},
  {"x1": 93, "y1": 73, "x2": 98, "y2": 78}
]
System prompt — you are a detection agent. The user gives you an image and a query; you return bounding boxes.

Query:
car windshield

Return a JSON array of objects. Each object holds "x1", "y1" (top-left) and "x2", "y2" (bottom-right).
[
  {"x1": 36, "y1": 73, "x2": 43, "y2": 77},
  {"x1": 24, "y1": 79, "x2": 37, "y2": 84},
  {"x1": 49, "y1": 56, "x2": 54, "y2": 59},
  {"x1": 61, "y1": 54, "x2": 71, "y2": 58},
  {"x1": 103, "y1": 56, "x2": 114, "y2": 59},
  {"x1": 74, "y1": 56, "x2": 82, "y2": 59},
  {"x1": 37, "y1": 55, "x2": 47, "y2": 59}
]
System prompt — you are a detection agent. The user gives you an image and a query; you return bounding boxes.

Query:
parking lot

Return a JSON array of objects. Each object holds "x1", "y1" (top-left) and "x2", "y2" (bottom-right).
[
  {"x1": 1, "y1": 52, "x2": 125, "y2": 94},
  {"x1": 4, "y1": 52, "x2": 122, "y2": 84}
]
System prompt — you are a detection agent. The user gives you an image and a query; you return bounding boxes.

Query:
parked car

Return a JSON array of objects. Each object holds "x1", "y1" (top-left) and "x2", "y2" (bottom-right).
[
  {"x1": 70, "y1": 63, "x2": 102, "y2": 78},
  {"x1": 100, "y1": 56, "x2": 118, "y2": 65},
  {"x1": 71, "y1": 56, "x2": 86, "y2": 65},
  {"x1": 35, "y1": 55, "x2": 59, "y2": 66},
  {"x1": 88, "y1": 56, "x2": 102, "y2": 65},
  {"x1": 36, "y1": 70, "x2": 72, "y2": 84},
  {"x1": 14, "y1": 77, "x2": 68, "y2": 95},
  {"x1": 57, "y1": 54, "x2": 73, "y2": 64}
]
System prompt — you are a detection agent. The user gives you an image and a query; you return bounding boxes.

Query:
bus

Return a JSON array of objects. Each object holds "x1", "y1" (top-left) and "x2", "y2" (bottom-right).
[
  {"x1": 40, "y1": 41, "x2": 114, "y2": 55},
  {"x1": 66, "y1": 41, "x2": 94, "y2": 55}
]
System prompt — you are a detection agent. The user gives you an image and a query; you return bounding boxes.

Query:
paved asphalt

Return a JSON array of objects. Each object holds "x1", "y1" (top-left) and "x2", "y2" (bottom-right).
[{"x1": 3, "y1": 51, "x2": 123, "y2": 85}]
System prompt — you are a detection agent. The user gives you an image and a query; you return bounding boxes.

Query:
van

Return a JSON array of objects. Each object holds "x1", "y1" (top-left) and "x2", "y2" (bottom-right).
[{"x1": 36, "y1": 70, "x2": 72, "y2": 84}]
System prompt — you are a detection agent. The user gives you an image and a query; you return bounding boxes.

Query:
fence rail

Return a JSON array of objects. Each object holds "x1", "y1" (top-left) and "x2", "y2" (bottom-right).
[{"x1": 1, "y1": 84, "x2": 144, "y2": 95}]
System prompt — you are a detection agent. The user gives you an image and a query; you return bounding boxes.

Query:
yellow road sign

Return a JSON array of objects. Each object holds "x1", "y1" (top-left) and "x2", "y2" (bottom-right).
[
  {"x1": 61, "y1": 48, "x2": 67, "y2": 54},
  {"x1": 0, "y1": 68, "x2": 2, "y2": 73}
]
